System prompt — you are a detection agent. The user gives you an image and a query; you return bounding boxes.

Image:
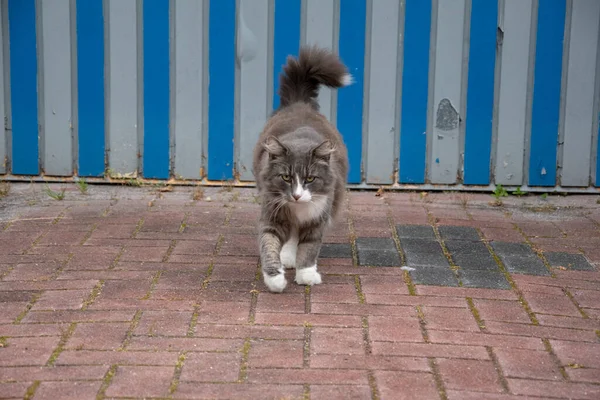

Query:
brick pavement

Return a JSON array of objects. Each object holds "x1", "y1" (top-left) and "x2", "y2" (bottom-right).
[{"x1": 0, "y1": 183, "x2": 599, "y2": 399}]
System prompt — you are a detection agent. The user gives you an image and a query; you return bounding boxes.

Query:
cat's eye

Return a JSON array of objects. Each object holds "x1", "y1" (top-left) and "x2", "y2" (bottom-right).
[
  {"x1": 281, "y1": 175, "x2": 291, "y2": 182},
  {"x1": 305, "y1": 176, "x2": 315, "y2": 183}
]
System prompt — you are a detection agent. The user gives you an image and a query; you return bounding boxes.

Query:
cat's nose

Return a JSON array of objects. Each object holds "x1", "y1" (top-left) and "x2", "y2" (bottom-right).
[{"x1": 292, "y1": 193, "x2": 301, "y2": 201}]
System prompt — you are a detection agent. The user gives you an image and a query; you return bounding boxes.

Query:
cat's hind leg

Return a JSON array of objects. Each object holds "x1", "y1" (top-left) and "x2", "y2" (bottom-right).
[{"x1": 280, "y1": 227, "x2": 299, "y2": 270}]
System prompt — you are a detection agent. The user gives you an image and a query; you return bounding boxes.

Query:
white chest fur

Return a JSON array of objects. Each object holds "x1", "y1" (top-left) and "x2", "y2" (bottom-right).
[{"x1": 287, "y1": 195, "x2": 329, "y2": 225}]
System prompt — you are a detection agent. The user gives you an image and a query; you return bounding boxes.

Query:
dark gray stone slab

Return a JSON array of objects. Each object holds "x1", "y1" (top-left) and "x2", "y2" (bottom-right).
[
  {"x1": 401, "y1": 238, "x2": 450, "y2": 268},
  {"x1": 544, "y1": 252, "x2": 595, "y2": 271},
  {"x1": 438, "y1": 226, "x2": 480, "y2": 241},
  {"x1": 492, "y1": 241, "x2": 550, "y2": 275},
  {"x1": 445, "y1": 241, "x2": 499, "y2": 271},
  {"x1": 459, "y1": 270, "x2": 511, "y2": 289},
  {"x1": 356, "y1": 237, "x2": 397, "y2": 251},
  {"x1": 500, "y1": 255, "x2": 551, "y2": 276},
  {"x1": 491, "y1": 242, "x2": 534, "y2": 257},
  {"x1": 452, "y1": 252, "x2": 499, "y2": 271},
  {"x1": 320, "y1": 243, "x2": 353, "y2": 259},
  {"x1": 445, "y1": 240, "x2": 489, "y2": 255},
  {"x1": 396, "y1": 225, "x2": 436, "y2": 239},
  {"x1": 357, "y1": 249, "x2": 401, "y2": 267},
  {"x1": 409, "y1": 267, "x2": 459, "y2": 287}
]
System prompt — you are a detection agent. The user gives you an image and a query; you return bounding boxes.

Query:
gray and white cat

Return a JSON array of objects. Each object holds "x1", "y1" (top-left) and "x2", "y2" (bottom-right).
[{"x1": 252, "y1": 46, "x2": 351, "y2": 293}]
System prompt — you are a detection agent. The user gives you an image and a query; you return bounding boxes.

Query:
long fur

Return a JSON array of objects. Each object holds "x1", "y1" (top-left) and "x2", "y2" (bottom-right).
[
  {"x1": 252, "y1": 46, "x2": 350, "y2": 293},
  {"x1": 277, "y1": 45, "x2": 353, "y2": 111}
]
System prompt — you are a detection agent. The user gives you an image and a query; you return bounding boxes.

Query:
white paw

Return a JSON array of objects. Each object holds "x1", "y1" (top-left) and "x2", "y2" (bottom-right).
[
  {"x1": 295, "y1": 265, "x2": 322, "y2": 286},
  {"x1": 263, "y1": 270, "x2": 287, "y2": 293}
]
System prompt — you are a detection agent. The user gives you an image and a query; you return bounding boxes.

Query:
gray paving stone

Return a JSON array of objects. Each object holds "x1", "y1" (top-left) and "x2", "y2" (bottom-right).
[
  {"x1": 396, "y1": 225, "x2": 436, "y2": 239},
  {"x1": 357, "y1": 249, "x2": 401, "y2": 267},
  {"x1": 459, "y1": 270, "x2": 511, "y2": 289},
  {"x1": 319, "y1": 243, "x2": 353, "y2": 259},
  {"x1": 492, "y1": 239, "x2": 551, "y2": 276},
  {"x1": 445, "y1": 241, "x2": 499, "y2": 271},
  {"x1": 500, "y1": 255, "x2": 551, "y2": 276},
  {"x1": 491, "y1": 242, "x2": 533, "y2": 257},
  {"x1": 401, "y1": 238, "x2": 449, "y2": 268},
  {"x1": 438, "y1": 226, "x2": 480, "y2": 241},
  {"x1": 409, "y1": 267, "x2": 459, "y2": 287},
  {"x1": 451, "y1": 253, "x2": 499, "y2": 271},
  {"x1": 356, "y1": 237, "x2": 397, "y2": 251},
  {"x1": 445, "y1": 240, "x2": 489, "y2": 255},
  {"x1": 544, "y1": 252, "x2": 595, "y2": 271}
]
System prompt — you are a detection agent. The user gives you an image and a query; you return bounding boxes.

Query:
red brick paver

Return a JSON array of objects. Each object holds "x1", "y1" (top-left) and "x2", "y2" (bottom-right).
[{"x1": 0, "y1": 183, "x2": 599, "y2": 399}]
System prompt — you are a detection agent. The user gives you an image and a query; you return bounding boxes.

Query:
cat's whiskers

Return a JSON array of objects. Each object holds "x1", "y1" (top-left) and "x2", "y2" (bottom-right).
[
  {"x1": 268, "y1": 197, "x2": 287, "y2": 222},
  {"x1": 311, "y1": 195, "x2": 333, "y2": 222}
]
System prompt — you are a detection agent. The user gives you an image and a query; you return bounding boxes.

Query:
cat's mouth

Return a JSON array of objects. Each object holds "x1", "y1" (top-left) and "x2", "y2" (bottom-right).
[
  {"x1": 288, "y1": 197, "x2": 310, "y2": 204},
  {"x1": 289, "y1": 192, "x2": 312, "y2": 204}
]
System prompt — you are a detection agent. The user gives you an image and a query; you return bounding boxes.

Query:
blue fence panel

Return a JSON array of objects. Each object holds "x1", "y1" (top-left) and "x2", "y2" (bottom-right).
[
  {"x1": 143, "y1": 0, "x2": 170, "y2": 179},
  {"x1": 8, "y1": 0, "x2": 39, "y2": 175},
  {"x1": 273, "y1": 0, "x2": 301, "y2": 111},
  {"x1": 337, "y1": 0, "x2": 366, "y2": 184},
  {"x1": 399, "y1": 0, "x2": 432, "y2": 184},
  {"x1": 528, "y1": 0, "x2": 566, "y2": 186},
  {"x1": 76, "y1": 0, "x2": 105, "y2": 177},
  {"x1": 463, "y1": 0, "x2": 498, "y2": 185},
  {"x1": 207, "y1": 0, "x2": 236, "y2": 181}
]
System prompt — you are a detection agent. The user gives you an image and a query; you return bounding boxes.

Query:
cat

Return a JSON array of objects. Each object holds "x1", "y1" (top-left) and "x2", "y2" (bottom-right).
[{"x1": 252, "y1": 45, "x2": 352, "y2": 293}]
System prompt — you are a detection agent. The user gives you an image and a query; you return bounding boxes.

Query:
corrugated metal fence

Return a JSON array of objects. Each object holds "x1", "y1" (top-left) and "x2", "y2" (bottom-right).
[{"x1": 1, "y1": 0, "x2": 599, "y2": 191}]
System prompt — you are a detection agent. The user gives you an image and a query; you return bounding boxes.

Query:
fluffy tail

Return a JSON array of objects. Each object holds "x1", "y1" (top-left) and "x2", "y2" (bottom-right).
[{"x1": 277, "y1": 45, "x2": 352, "y2": 110}]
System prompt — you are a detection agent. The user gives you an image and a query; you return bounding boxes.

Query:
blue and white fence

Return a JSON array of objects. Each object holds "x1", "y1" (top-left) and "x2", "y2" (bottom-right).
[{"x1": 1, "y1": 0, "x2": 599, "y2": 191}]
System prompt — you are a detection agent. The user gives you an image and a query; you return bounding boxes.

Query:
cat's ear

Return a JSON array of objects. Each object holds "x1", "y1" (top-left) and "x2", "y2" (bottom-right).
[
  {"x1": 312, "y1": 140, "x2": 335, "y2": 161},
  {"x1": 263, "y1": 137, "x2": 288, "y2": 159}
]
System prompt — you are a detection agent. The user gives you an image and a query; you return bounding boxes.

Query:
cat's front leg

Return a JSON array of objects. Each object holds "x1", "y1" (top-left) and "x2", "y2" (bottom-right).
[
  {"x1": 259, "y1": 229, "x2": 287, "y2": 293},
  {"x1": 294, "y1": 228, "x2": 324, "y2": 286}
]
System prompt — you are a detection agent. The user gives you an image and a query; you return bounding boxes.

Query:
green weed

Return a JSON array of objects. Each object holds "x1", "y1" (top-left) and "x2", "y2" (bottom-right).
[
  {"x1": 492, "y1": 184, "x2": 508, "y2": 200},
  {"x1": 0, "y1": 181, "x2": 9, "y2": 198},
  {"x1": 76, "y1": 178, "x2": 88, "y2": 194},
  {"x1": 44, "y1": 184, "x2": 66, "y2": 201},
  {"x1": 512, "y1": 187, "x2": 526, "y2": 197}
]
